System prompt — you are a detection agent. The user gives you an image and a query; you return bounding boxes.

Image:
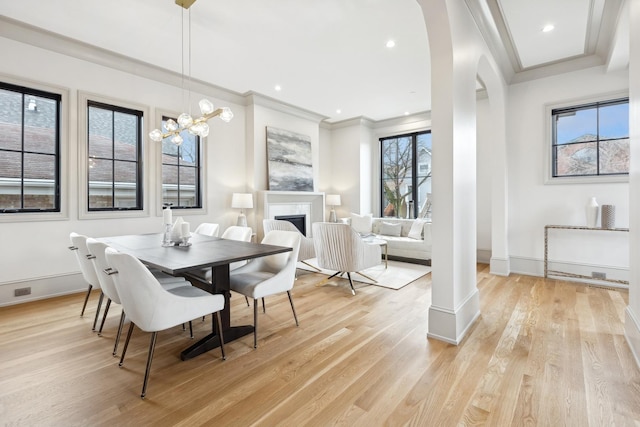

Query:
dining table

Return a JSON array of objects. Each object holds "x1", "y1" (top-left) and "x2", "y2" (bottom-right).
[{"x1": 97, "y1": 232, "x2": 292, "y2": 360}]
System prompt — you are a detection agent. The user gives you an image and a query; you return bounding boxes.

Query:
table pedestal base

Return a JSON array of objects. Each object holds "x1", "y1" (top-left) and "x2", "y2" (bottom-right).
[{"x1": 180, "y1": 325, "x2": 254, "y2": 360}]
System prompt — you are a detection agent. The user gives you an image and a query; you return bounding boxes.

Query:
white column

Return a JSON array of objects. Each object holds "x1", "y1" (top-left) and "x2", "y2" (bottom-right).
[{"x1": 420, "y1": 0, "x2": 481, "y2": 344}]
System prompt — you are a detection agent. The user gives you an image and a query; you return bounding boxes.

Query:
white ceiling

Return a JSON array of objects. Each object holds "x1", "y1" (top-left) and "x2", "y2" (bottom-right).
[{"x1": 0, "y1": 0, "x2": 629, "y2": 123}]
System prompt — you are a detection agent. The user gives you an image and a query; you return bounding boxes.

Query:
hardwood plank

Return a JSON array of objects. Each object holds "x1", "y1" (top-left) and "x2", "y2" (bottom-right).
[{"x1": 1, "y1": 266, "x2": 639, "y2": 426}]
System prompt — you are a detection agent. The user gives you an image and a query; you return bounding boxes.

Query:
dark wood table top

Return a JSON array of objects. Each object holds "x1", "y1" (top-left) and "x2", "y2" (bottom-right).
[{"x1": 98, "y1": 232, "x2": 292, "y2": 274}]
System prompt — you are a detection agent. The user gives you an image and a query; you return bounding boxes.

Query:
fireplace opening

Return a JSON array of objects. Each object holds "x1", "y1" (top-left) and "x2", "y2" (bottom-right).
[{"x1": 275, "y1": 214, "x2": 306, "y2": 236}]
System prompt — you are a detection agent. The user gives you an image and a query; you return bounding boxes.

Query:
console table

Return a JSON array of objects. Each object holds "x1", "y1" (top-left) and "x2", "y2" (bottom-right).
[{"x1": 544, "y1": 225, "x2": 629, "y2": 285}]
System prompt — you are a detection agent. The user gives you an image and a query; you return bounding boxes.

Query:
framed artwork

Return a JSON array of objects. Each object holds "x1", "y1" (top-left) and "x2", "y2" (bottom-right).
[{"x1": 266, "y1": 126, "x2": 313, "y2": 191}]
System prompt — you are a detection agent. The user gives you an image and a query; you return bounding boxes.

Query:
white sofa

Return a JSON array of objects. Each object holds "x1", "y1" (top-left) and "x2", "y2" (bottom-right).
[{"x1": 341, "y1": 216, "x2": 432, "y2": 264}]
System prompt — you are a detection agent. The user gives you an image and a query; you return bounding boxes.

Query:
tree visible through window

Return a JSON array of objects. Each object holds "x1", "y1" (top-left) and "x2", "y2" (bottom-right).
[
  {"x1": 380, "y1": 131, "x2": 432, "y2": 219},
  {"x1": 160, "y1": 116, "x2": 201, "y2": 208},
  {"x1": 87, "y1": 101, "x2": 142, "y2": 210},
  {"x1": 0, "y1": 82, "x2": 61, "y2": 213},
  {"x1": 552, "y1": 98, "x2": 629, "y2": 178}
]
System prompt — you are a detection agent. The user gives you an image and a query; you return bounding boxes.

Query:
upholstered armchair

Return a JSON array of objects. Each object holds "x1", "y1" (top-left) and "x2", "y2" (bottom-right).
[
  {"x1": 312, "y1": 222, "x2": 381, "y2": 295},
  {"x1": 263, "y1": 219, "x2": 320, "y2": 271}
]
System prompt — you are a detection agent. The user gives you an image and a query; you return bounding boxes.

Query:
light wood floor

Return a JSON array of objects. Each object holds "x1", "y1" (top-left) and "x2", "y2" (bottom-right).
[{"x1": 1, "y1": 265, "x2": 639, "y2": 426}]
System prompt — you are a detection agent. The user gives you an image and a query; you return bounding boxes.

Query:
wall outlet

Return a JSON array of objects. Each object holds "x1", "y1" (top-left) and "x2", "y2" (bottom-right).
[
  {"x1": 592, "y1": 272, "x2": 607, "y2": 280},
  {"x1": 14, "y1": 287, "x2": 31, "y2": 297}
]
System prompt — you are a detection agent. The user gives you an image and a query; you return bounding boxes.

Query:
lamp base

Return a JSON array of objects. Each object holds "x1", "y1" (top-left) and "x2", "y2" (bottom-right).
[
  {"x1": 237, "y1": 214, "x2": 247, "y2": 227},
  {"x1": 329, "y1": 209, "x2": 337, "y2": 223}
]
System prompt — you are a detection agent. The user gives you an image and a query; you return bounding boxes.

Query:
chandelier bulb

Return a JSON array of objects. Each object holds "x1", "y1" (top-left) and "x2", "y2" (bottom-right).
[
  {"x1": 165, "y1": 119, "x2": 179, "y2": 132},
  {"x1": 171, "y1": 134, "x2": 184, "y2": 146},
  {"x1": 199, "y1": 99, "x2": 215, "y2": 115},
  {"x1": 149, "y1": 129, "x2": 164, "y2": 142},
  {"x1": 219, "y1": 107, "x2": 234, "y2": 123},
  {"x1": 177, "y1": 113, "x2": 193, "y2": 128}
]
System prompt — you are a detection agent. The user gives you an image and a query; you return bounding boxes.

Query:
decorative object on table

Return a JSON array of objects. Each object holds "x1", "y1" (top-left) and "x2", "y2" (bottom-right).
[
  {"x1": 171, "y1": 216, "x2": 186, "y2": 242},
  {"x1": 601, "y1": 204, "x2": 616, "y2": 229},
  {"x1": 326, "y1": 194, "x2": 341, "y2": 222},
  {"x1": 162, "y1": 205, "x2": 173, "y2": 247},
  {"x1": 585, "y1": 197, "x2": 599, "y2": 228},
  {"x1": 179, "y1": 221, "x2": 191, "y2": 246},
  {"x1": 232, "y1": 193, "x2": 253, "y2": 227},
  {"x1": 148, "y1": 0, "x2": 232, "y2": 146},
  {"x1": 266, "y1": 126, "x2": 313, "y2": 191}
]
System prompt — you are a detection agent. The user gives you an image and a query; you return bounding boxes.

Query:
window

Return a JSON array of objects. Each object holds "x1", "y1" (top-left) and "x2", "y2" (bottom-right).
[
  {"x1": 380, "y1": 131, "x2": 432, "y2": 219},
  {"x1": 552, "y1": 97, "x2": 629, "y2": 178},
  {"x1": 87, "y1": 101, "x2": 143, "y2": 211},
  {"x1": 0, "y1": 81, "x2": 61, "y2": 213},
  {"x1": 160, "y1": 115, "x2": 202, "y2": 208}
]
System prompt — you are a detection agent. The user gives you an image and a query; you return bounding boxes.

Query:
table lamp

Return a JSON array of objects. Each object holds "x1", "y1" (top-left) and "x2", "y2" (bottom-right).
[
  {"x1": 326, "y1": 194, "x2": 341, "y2": 222},
  {"x1": 232, "y1": 193, "x2": 253, "y2": 227}
]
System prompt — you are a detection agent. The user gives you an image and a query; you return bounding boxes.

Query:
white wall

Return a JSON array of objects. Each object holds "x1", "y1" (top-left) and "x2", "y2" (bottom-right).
[
  {"x1": 0, "y1": 35, "x2": 246, "y2": 305},
  {"x1": 507, "y1": 66, "x2": 630, "y2": 280},
  {"x1": 476, "y1": 96, "x2": 492, "y2": 258}
]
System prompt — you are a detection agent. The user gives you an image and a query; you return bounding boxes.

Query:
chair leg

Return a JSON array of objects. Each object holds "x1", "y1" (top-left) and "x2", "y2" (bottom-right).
[
  {"x1": 262, "y1": 297, "x2": 266, "y2": 313},
  {"x1": 113, "y1": 310, "x2": 126, "y2": 356},
  {"x1": 215, "y1": 311, "x2": 226, "y2": 360},
  {"x1": 92, "y1": 291, "x2": 105, "y2": 331},
  {"x1": 245, "y1": 296, "x2": 250, "y2": 307},
  {"x1": 119, "y1": 322, "x2": 135, "y2": 367},
  {"x1": 253, "y1": 299, "x2": 258, "y2": 349},
  {"x1": 346, "y1": 273, "x2": 356, "y2": 295},
  {"x1": 301, "y1": 260, "x2": 322, "y2": 272},
  {"x1": 141, "y1": 331, "x2": 158, "y2": 399},
  {"x1": 80, "y1": 285, "x2": 92, "y2": 316},
  {"x1": 98, "y1": 298, "x2": 112, "y2": 336},
  {"x1": 189, "y1": 321, "x2": 193, "y2": 339},
  {"x1": 287, "y1": 291, "x2": 299, "y2": 326}
]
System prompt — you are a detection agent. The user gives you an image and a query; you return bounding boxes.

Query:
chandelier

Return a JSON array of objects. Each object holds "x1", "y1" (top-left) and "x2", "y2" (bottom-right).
[{"x1": 149, "y1": 0, "x2": 233, "y2": 146}]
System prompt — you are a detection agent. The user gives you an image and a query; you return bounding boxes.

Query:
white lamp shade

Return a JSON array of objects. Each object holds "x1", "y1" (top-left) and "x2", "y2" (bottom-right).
[
  {"x1": 326, "y1": 194, "x2": 341, "y2": 206},
  {"x1": 232, "y1": 193, "x2": 253, "y2": 209}
]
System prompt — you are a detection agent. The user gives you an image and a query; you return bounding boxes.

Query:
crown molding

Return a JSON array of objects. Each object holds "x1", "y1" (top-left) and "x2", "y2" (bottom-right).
[
  {"x1": 0, "y1": 15, "x2": 245, "y2": 106},
  {"x1": 243, "y1": 91, "x2": 328, "y2": 123}
]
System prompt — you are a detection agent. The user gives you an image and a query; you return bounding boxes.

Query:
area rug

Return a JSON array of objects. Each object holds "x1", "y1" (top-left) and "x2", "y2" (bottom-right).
[{"x1": 298, "y1": 258, "x2": 431, "y2": 290}]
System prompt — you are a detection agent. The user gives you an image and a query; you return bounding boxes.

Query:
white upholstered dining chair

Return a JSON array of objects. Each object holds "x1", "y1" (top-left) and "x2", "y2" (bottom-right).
[
  {"x1": 194, "y1": 222, "x2": 219, "y2": 237},
  {"x1": 229, "y1": 230, "x2": 301, "y2": 348},
  {"x1": 312, "y1": 222, "x2": 381, "y2": 295},
  {"x1": 263, "y1": 219, "x2": 320, "y2": 271},
  {"x1": 86, "y1": 238, "x2": 194, "y2": 354},
  {"x1": 69, "y1": 232, "x2": 103, "y2": 330},
  {"x1": 105, "y1": 247, "x2": 226, "y2": 399}
]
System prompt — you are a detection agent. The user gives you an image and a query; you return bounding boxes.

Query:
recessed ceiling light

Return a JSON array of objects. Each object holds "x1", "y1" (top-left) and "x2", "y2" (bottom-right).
[
  {"x1": 404, "y1": 111, "x2": 410, "y2": 116},
  {"x1": 386, "y1": 40, "x2": 395, "y2": 48},
  {"x1": 542, "y1": 24, "x2": 554, "y2": 33},
  {"x1": 274, "y1": 85, "x2": 282, "y2": 91},
  {"x1": 336, "y1": 109, "x2": 341, "y2": 114}
]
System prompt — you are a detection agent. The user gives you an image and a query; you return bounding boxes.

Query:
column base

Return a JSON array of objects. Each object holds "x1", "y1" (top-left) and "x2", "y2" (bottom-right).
[{"x1": 427, "y1": 289, "x2": 480, "y2": 345}]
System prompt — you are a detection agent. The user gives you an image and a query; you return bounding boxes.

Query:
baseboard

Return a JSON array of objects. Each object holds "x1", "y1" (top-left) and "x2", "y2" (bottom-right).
[
  {"x1": 0, "y1": 273, "x2": 86, "y2": 307},
  {"x1": 509, "y1": 256, "x2": 629, "y2": 288},
  {"x1": 625, "y1": 307, "x2": 640, "y2": 371},
  {"x1": 427, "y1": 289, "x2": 480, "y2": 345},
  {"x1": 489, "y1": 256, "x2": 510, "y2": 276},
  {"x1": 477, "y1": 249, "x2": 492, "y2": 264}
]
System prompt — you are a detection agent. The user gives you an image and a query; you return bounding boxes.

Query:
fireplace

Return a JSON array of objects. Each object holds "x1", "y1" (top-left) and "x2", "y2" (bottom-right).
[
  {"x1": 257, "y1": 191, "x2": 325, "y2": 240},
  {"x1": 275, "y1": 214, "x2": 306, "y2": 236}
]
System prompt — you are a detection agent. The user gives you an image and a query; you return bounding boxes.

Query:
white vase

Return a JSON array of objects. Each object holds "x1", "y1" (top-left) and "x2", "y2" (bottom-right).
[{"x1": 585, "y1": 197, "x2": 599, "y2": 228}]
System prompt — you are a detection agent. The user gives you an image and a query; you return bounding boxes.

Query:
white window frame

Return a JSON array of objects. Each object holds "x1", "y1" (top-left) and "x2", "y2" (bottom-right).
[
  {"x1": 545, "y1": 90, "x2": 629, "y2": 185},
  {"x1": 0, "y1": 73, "x2": 69, "y2": 223},
  {"x1": 78, "y1": 91, "x2": 150, "y2": 219},
  {"x1": 152, "y1": 108, "x2": 207, "y2": 218}
]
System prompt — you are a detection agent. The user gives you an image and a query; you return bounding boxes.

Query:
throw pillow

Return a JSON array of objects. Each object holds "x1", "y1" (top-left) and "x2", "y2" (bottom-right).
[
  {"x1": 350, "y1": 213, "x2": 373, "y2": 234},
  {"x1": 408, "y1": 219, "x2": 426, "y2": 240},
  {"x1": 380, "y1": 222, "x2": 402, "y2": 237}
]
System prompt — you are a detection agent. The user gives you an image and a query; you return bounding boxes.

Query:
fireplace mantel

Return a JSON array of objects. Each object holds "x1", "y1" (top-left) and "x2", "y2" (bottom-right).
[{"x1": 257, "y1": 191, "x2": 325, "y2": 239}]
